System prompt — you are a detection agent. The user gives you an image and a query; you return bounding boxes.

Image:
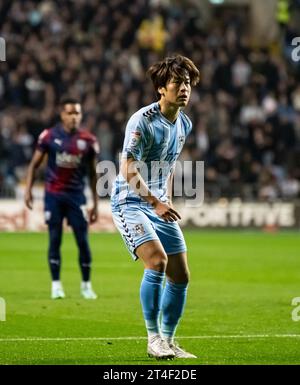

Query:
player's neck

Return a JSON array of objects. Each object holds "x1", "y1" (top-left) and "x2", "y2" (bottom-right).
[
  {"x1": 158, "y1": 100, "x2": 180, "y2": 124},
  {"x1": 61, "y1": 124, "x2": 77, "y2": 134}
]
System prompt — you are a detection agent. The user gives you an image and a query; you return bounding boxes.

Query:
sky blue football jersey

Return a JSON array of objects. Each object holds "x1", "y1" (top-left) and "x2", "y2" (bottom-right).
[{"x1": 111, "y1": 101, "x2": 192, "y2": 206}]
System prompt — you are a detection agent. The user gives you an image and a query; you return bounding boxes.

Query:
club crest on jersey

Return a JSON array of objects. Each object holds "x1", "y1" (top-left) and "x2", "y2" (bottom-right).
[
  {"x1": 129, "y1": 131, "x2": 141, "y2": 147},
  {"x1": 77, "y1": 139, "x2": 87, "y2": 151},
  {"x1": 133, "y1": 224, "x2": 145, "y2": 236}
]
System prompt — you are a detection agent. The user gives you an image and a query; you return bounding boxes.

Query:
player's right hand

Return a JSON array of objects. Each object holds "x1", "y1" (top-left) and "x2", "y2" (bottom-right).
[
  {"x1": 152, "y1": 200, "x2": 181, "y2": 222},
  {"x1": 25, "y1": 190, "x2": 33, "y2": 210}
]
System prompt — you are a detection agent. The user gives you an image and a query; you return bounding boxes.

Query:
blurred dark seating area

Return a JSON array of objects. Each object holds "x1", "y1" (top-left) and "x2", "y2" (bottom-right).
[{"x1": 0, "y1": 0, "x2": 300, "y2": 200}]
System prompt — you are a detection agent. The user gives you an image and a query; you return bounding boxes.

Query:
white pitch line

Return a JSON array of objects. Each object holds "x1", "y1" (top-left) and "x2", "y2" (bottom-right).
[{"x1": 1, "y1": 334, "x2": 300, "y2": 342}]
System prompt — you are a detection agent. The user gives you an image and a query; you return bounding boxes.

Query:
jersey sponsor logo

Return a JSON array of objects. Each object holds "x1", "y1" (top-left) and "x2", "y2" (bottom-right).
[
  {"x1": 54, "y1": 139, "x2": 62, "y2": 146},
  {"x1": 56, "y1": 151, "x2": 82, "y2": 168},
  {"x1": 77, "y1": 139, "x2": 87, "y2": 151}
]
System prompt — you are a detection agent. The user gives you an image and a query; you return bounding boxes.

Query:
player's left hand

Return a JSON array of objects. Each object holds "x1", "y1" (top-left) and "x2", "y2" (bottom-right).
[{"x1": 89, "y1": 206, "x2": 98, "y2": 224}]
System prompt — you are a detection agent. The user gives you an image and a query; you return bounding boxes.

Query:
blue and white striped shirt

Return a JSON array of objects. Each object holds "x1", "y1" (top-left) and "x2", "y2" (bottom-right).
[{"x1": 111, "y1": 101, "x2": 192, "y2": 207}]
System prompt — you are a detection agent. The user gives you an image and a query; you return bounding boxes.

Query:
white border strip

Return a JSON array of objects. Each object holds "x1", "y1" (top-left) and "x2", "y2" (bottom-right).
[{"x1": 1, "y1": 334, "x2": 300, "y2": 342}]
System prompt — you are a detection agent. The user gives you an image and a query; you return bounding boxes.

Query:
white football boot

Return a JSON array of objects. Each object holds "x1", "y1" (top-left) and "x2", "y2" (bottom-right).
[
  {"x1": 51, "y1": 281, "x2": 65, "y2": 299},
  {"x1": 168, "y1": 341, "x2": 197, "y2": 359},
  {"x1": 147, "y1": 335, "x2": 175, "y2": 360},
  {"x1": 80, "y1": 282, "x2": 97, "y2": 299}
]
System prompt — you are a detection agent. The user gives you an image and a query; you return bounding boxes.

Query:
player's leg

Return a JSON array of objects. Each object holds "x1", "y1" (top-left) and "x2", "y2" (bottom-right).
[
  {"x1": 154, "y1": 218, "x2": 197, "y2": 358},
  {"x1": 48, "y1": 223, "x2": 63, "y2": 281},
  {"x1": 113, "y1": 207, "x2": 167, "y2": 337},
  {"x1": 71, "y1": 222, "x2": 92, "y2": 281},
  {"x1": 136, "y1": 240, "x2": 167, "y2": 335},
  {"x1": 48, "y1": 223, "x2": 65, "y2": 298},
  {"x1": 161, "y1": 251, "x2": 189, "y2": 340},
  {"x1": 112, "y1": 206, "x2": 175, "y2": 359},
  {"x1": 136, "y1": 241, "x2": 175, "y2": 358},
  {"x1": 162, "y1": 251, "x2": 196, "y2": 358},
  {"x1": 45, "y1": 193, "x2": 65, "y2": 299},
  {"x1": 66, "y1": 197, "x2": 97, "y2": 299},
  {"x1": 71, "y1": 223, "x2": 97, "y2": 299}
]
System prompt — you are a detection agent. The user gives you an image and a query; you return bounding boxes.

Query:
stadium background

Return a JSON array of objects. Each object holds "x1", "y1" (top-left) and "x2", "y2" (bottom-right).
[
  {"x1": 0, "y1": 0, "x2": 300, "y2": 231},
  {"x1": 1, "y1": 0, "x2": 300, "y2": 365}
]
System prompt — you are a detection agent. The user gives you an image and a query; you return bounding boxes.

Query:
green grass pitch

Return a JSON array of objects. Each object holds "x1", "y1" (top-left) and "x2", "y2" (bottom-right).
[{"x1": 0, "y1": 230, "x2": 300, "y2": 365}]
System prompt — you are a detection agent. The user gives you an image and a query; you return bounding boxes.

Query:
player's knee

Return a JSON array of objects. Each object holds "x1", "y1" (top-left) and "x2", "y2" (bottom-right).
[
  {"x1": 149, "y1": 254, "x2": 168, "y2": 272},
  {"x1": 172, "y1": 268, "x2": 190, "y2": 284},
  {"x1": 49, "y1": 227, "x2": 62, "y2": 245},
  {"x1": 79, "y1": 252, "x2": 91, "y2": 263},
  {"x1": 49, "y1": 238, "x2": 61, "y2": 252}
]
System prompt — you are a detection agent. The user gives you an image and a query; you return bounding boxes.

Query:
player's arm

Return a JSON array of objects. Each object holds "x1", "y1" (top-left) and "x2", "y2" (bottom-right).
[
  {"x1": 88, "y1": 155, "x2": 98, "y2": 224},
  {"x1": 120, "y1": 157, "x2": 181, "y2": 222},
  {"x1": 24, "y1": 149, "x2": 46, "y2": 210}
]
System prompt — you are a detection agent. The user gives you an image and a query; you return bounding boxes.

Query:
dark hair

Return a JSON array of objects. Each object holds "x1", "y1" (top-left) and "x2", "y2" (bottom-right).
[
  {"x1": 147, "y1": 55, "x2": 200, "y2": 98},
  {"x1": 59, "y1": 96, "x2": 81, "y2": 109}
]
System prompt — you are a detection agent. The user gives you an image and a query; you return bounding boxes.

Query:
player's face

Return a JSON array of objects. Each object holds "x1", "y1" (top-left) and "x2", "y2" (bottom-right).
[
  {"x1": 160, "y1": 74, "x2": 191, "y2": 107},
  {"x1": 60, "y1": 103, "x2": 82, "y2": 132}
]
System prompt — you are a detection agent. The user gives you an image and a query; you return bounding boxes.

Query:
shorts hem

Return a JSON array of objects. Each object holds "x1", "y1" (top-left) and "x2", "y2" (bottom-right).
[
  {"x1": 165, "y1": 248, "x2": 187, "y2": 256},
  {"x1": 130, "y1": 236, "x2": 160, "y2": 261}
]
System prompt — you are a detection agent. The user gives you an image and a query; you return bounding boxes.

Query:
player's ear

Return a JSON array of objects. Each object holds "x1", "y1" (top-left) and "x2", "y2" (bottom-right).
[{"x1": 158, "y1": 86, "x2": 165, "y2": 97}]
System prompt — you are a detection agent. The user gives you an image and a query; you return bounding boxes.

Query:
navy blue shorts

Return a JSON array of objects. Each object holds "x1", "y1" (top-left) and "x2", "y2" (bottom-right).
[{"x1": 44, "y1": 192, "x2": 88, "y2": 228}]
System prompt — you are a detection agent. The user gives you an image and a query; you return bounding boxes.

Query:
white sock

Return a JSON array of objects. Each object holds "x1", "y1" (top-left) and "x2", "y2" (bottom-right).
[
  {"x1": 81, "y1": 281, "x2": 92, "y2": 290},
  {"x1": 148, "y1": 332, "x2": 161, "y2": 342},
  {"x1": 163, "y1": 335, "x2": 174, "y2": 345},
  {"x1": 52, "y1": 281, "x2": 62, "y2": 290}
]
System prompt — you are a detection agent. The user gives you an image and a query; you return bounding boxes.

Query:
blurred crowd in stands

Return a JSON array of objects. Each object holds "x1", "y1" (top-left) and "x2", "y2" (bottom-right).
[{"x1": 0, "y1": 0, "x2": 300, "y2": 200}]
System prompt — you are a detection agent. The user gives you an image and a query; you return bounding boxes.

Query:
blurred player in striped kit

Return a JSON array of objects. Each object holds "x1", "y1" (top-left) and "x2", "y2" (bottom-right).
[{"x1": 25, "y1": 97, "x2": 99, "y2": 299}]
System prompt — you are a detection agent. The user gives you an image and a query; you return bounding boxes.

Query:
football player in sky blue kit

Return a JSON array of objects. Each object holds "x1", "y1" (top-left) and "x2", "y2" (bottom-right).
[
  {"x1": 111, "y1": 55, "x2": 200, "y2": 359},
  {"x1": 25, "y1": 97, "x2": 99, "y2": 300}
]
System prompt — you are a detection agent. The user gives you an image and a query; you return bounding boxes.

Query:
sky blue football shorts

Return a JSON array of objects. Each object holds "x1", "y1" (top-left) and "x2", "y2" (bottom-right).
[{"x1": 111, "y1": 203, "x2": 187, "y2": 261}]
